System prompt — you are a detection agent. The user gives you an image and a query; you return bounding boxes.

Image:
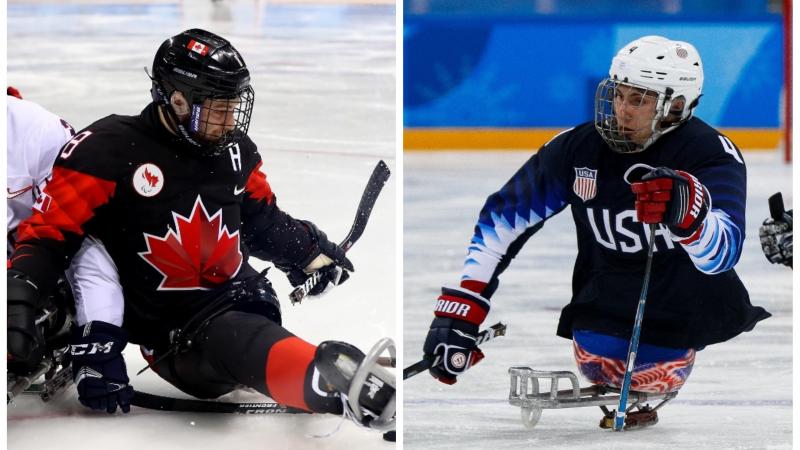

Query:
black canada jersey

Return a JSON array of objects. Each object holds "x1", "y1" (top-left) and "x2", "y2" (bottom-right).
[
  {"x1": 459, "y1": 118, "x2": 769, "y2": 349},
  {"x1": 11, "y1": 103, "x2": 316, "y2": 347}
]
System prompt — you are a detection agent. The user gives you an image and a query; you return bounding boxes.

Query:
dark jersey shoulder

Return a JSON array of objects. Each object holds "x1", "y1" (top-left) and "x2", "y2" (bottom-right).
[
  {"x1": 648, "y1": 117, "x2": 746, "y2": 172},
  {"x1": 55, "y1": 105, "x2": 262, "y2": 184},
  {"x1": 530, "y1": 122, "x2": 601, "y2": 202},
  {"x1": 53, "y1": 112, "x2": 148, "y2": 182},
  {"x1": 539, "y1": 122, "x2": 597, "y2": 161}
]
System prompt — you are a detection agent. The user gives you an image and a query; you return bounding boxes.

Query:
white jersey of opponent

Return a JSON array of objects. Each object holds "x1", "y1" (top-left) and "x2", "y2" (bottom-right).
[{"x1": 7, "y1": 95, "x2": 124, "y2": 326}]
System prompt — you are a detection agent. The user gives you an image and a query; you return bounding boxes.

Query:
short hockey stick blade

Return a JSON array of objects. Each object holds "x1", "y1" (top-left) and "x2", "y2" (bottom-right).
[
  {"x1": 340, "y1": 160, "x2": 391, "y2": 251},
  {"x1": 403, "y1": 322, "x2": 506, "y2": 380},
  {"x1": 131, "y1": 390, "x2": 310, "y2": 414},
  {"x1": 289, "y1": 160, "x2": 391, "y2": 305},
  {"x1": 768, "y1": 192, "x2": 785, "y2": 221}
]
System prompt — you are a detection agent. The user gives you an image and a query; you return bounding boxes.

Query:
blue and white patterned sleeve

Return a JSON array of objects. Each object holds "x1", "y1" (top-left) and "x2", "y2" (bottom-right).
[
  {"x1": 674, "y1": 134, "x2": 747, "y2": 274},
  {"x1": 460, "y1": 133, "x2": 571, "y2": 297}
]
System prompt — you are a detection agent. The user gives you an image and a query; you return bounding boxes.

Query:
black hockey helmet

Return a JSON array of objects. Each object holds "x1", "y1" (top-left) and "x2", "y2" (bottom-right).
[{"x1": 149, "y1": 28, "x2": 254, "y2": 155}]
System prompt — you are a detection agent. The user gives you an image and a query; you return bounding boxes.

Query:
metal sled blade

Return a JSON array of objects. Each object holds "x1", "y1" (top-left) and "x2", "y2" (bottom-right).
[{"x1": 508, "y1": 367, "x2": 677, "y2": 429}]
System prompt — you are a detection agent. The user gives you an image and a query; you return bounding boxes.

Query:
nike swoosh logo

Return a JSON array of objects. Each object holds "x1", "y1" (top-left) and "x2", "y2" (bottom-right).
[
  {"x1": 234, "y1": 185, "x2": 246, "y2": 195},
  {"x1": 7, "y1": 185, "x2": 33, "y2": 199}
]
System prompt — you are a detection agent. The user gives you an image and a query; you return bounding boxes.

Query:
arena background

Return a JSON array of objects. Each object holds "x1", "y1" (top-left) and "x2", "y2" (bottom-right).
[{"x1": 403, "y1": 0, "x2": 790, "y2": 154}]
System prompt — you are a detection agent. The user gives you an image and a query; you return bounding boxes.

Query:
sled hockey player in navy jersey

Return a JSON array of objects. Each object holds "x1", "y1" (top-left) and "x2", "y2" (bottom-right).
[
  {"x1": 7, "y1": 29, "x2": 394, "y2": 433},
  {"x1": 421, "y1": 36, "x2": 769, "y2": 429}
]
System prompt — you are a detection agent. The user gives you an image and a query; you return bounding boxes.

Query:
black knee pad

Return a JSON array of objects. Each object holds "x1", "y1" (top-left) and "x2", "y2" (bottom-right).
[{"x1": 231, "y1": 276, "x2": 282, "y2": 325}]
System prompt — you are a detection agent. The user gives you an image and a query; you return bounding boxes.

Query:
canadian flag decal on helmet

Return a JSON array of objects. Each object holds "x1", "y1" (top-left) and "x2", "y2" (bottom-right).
[
  {"x1": 139, "y1": 196, "x2": 242, "y2": 290},
  {"x1": 187, "y1": 39, "x2": 209, "y2": 56}
]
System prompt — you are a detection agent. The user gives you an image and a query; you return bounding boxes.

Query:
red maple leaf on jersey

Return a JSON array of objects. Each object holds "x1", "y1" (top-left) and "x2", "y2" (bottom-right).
[
  {"x1": 143, "y1": 168, "x2": 159, "y2": 188},
  {"x1": 138, "y1": 196, "x2": 242, "y2": 290}
]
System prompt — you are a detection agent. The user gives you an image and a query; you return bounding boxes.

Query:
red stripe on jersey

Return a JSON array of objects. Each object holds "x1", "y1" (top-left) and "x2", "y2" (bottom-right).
[
  {"x1": 678, "y1": 223, "x2": 704, "y2": 245},
  {"x1": 265, "y1": 336, "x2": 316, "y2": 412},
  {"x1": 16, "y1": 167, "x2": 115, "y2": 243},
  {"x1": 434, "y1": 294, "x2": 488, "y2": 325},
  {"x1": 245, "y1": 161, "x2": 275, "y2": 204},
  {"x1": 460, "y1": 279, "x2": 487, "y2": 295}
]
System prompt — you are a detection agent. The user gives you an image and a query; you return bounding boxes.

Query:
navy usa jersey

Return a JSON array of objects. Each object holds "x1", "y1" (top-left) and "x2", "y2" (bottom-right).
[
  {"x1": 11, "y1": 103, "x2": 318, "y2": 348},
  {"x1": 459, "y1": 118, "x2": 769, "y2": 349}
]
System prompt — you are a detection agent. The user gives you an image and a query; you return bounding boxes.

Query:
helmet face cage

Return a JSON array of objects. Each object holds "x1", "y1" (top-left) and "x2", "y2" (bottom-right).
[
  {"x1": 186, "y1": 86, "x2": 255, "y2": 151},
  {"x1": 594, "y1": 78, "x2": 668, "y2": 154}
]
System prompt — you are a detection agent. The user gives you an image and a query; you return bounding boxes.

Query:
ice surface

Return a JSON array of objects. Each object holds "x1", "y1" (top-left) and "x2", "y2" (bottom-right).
[
  {"x1": 403, "y1": 151, "x2": 792, "y2": 449},
  {"x1": 7, "y1": 1, "x2": 396, "y2": 448}
]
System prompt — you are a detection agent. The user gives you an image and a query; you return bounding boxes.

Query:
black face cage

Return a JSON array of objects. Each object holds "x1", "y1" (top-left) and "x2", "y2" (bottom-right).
[
  {"x1": 186, "y1": 85, "x2": 255, "y2": 154},
  {"x1": 594, "y1": 78, "x2": 665, "y2": 154}
]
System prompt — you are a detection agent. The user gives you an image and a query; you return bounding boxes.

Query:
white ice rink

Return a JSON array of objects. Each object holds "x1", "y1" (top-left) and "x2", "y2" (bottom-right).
[
  {"x1": 403, "y1": 151, "x2": 792, "y2": 449},
  {"x1": 7, "y1": 1, "x2": 396, "y2": 449}
]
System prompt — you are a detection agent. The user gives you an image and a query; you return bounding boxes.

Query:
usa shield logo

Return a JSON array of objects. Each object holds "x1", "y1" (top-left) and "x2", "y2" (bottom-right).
[{"x1": 573, "y1": 167, "x2": 598, "y2": 202}]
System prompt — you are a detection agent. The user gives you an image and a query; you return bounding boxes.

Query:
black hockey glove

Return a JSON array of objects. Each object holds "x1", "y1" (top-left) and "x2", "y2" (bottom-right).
[
  {"x1": 423, "y1": 286, "x2": 490, "y2": 384},
  {"x1": 7, "y1": 270, "x2": 46, "y2": 376},
  {"x1": 760, "y1": 210, "x2": 793, "y2": 268},
  {"x1": 70, "y1": 321, "x2": 134, "y2": 414},
  {"x1": 283, "y1": 220, "x2": 354, "y2": 296},
  {"x1": 631, "y1": 167, "x2": 710, "y2": 240}
]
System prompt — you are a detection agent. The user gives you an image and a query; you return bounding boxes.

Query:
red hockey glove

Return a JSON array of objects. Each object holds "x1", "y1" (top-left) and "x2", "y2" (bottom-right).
[
  {"x1": 631, "y1": 167, "x2": 710, "y2": 239},
  {"x1": 422, "y1": 286, "x2": 490, "y2": 384}
]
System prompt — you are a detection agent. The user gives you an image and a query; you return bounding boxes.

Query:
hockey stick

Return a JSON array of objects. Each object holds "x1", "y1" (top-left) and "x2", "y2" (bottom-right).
[
  {"x1": 403, "y1": 322, "x2": 507, "y2": 380},
  {"x1": 768, "y1": 192, "x2": 786, "y2": 221},
  {"x1": 129, "y1": 357, "x2": 395, "y2": 414},
  {"x1": 614, "y1": 223, "x2": 657, "y2": 431},
  {"x1": 289, "y1": 160, "x2": 391, "y2": 305},
  {"x1": 131, "y1": 390, "x2": 310, "y2": 414}
]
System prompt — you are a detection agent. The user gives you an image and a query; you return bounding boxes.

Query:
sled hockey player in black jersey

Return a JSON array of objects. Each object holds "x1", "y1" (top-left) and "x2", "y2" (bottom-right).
[
  {"x1": 419, "y1": 36, "x2": 769, "y2": 429},
  {"x1": 7, "y1": 29, "x2": 394, "y2": 433}
]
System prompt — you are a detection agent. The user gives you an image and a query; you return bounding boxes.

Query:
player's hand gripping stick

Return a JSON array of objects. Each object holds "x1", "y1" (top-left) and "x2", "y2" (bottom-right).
[{"x1": 404, "y1": 322, "x2": 507, "y2": 380}]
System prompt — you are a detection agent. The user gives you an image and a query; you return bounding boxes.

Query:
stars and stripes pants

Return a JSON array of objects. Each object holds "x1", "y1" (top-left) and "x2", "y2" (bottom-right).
[{"x1": 573, "y1": 329, "x2": 696, "y2": 394}]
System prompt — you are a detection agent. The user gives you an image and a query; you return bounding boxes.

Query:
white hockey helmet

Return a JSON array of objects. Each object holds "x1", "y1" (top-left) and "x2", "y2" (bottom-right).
[{"x1": 595, "y1": 35, "x2": 704, "y2": 153}]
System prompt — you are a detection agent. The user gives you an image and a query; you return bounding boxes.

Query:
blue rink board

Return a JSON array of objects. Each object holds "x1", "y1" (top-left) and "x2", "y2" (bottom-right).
[{"x1": 404, "y1": 16, "x2": 784, "y2": 129}]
